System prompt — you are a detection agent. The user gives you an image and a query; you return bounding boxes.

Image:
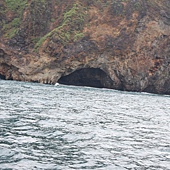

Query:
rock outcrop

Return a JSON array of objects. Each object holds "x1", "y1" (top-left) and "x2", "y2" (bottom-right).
[{"x1": 0, "y1": 0, "x2": 170, "y2": 94}]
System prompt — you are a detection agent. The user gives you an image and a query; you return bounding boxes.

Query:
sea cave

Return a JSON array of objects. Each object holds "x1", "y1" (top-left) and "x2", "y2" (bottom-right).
[{"x1": 58, "y1": 68, "x2": 114, "y2": 88}]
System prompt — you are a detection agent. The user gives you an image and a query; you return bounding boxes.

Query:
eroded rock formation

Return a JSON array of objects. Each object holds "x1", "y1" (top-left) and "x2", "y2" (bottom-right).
[
  {"x1": 0, "y1": 0, "x2": 170, "y2": 94},
  {"x1": 58, "y1": 68, "x2": 114, "y2": 88}
]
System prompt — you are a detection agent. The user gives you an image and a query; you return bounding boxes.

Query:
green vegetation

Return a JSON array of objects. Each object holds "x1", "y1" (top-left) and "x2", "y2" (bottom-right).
[
  {"x1": 35, "y1": 3, "x2": 86, "y2": 50},
  {"x1": 111, "y1": 0, "x2": 124, "y2": 16},
  {"x1": 2, "y1": 0, "x2": 27, "y2": 38},
  {"x1": 5, "y1": 0, "x2": 27, "y2": 15},
  {"x1": 109, "y1": 0, "x2": 144, "y2": 17},
  {"x1": 3, "y1": 17, "x2": 20, "y2": 38},
  {"x1": 74, "y1": 32, "x2": 84, "y2": 42},
  {"x1": 133, "y1": 1, "x2": 142, "y2": 10}
]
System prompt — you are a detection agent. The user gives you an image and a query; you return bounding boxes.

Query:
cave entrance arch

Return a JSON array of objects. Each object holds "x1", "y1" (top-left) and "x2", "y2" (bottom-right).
[{"x1": 58, "y1": 68, "x2": 114, "y2": 88}]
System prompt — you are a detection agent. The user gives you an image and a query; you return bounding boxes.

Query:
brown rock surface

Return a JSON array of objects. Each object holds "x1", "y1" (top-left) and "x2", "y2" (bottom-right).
[{"x1": 0, "y1": 0, "x2": 170, "y2": 94}]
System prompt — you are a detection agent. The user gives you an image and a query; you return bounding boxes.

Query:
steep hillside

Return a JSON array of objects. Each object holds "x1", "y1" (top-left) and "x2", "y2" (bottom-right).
[{"x1": 0, "y1": 0, "x2": 170, "y2": 94}]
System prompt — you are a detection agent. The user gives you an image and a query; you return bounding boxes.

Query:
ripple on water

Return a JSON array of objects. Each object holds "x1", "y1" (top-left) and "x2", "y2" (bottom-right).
[{"x1": 0, "y1": 80, "x2": 170, "y2": 169}]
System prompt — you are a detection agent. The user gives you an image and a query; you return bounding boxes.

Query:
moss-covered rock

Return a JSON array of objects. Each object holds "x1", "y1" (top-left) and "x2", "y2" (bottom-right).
[{"x1": 35, "y1": 3, "x2": 86, "y2": 50}]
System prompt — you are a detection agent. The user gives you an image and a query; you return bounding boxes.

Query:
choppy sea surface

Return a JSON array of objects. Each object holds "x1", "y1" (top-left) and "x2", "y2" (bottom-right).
[{"x1": 0, "y1": 80, "x2": 170, "y2": 170}]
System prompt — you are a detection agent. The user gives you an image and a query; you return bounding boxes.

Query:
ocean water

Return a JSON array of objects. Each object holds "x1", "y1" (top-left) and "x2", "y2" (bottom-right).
[{"x1": 0, "y1": 80, "x2": 170, "y2": 170}]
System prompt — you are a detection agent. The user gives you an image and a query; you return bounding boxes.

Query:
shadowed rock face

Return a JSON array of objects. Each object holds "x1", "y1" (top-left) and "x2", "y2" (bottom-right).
[
  {"x1": 0, "y1": 0, "x2": 170, "y2": 94},
  {"x1": 0, "y1": 74, "x2": 5, "y2": 80},
  {"x1": 58, "y1": 68, "x2": 114, "y2": 89}
]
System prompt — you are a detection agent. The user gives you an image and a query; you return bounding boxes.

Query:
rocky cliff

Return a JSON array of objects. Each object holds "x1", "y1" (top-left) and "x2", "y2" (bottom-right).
[{"x1": 0, "y1": 0, "x2": 170, "y2": 94}]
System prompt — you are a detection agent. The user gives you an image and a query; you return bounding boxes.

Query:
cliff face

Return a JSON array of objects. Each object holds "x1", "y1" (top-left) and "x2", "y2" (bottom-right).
[{"x1": 0, "y1": 0, "x2": 170, "y2": 94}]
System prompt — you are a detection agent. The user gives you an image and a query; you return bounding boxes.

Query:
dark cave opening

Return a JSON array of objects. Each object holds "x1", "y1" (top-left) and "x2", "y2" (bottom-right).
[
  {"x1": 58, "y1": 68, "x2": 114, "y2": 88},
  {"x1": 0, "y1": 74, "x2": 5, "y2": 80}
]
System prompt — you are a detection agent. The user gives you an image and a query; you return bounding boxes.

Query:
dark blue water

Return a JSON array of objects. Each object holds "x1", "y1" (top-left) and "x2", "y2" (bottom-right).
[{"x1": 0, "y1": 80, "x2": 170, "y2": 170}]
